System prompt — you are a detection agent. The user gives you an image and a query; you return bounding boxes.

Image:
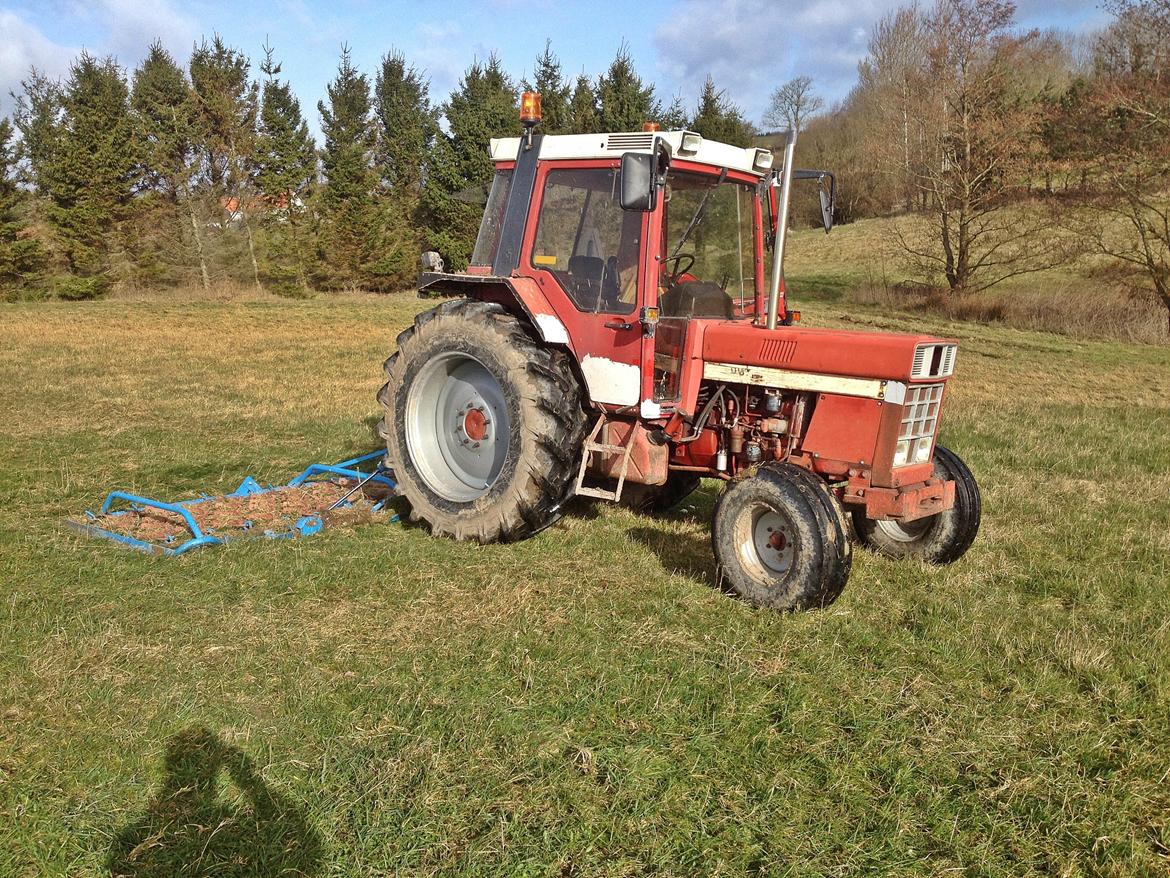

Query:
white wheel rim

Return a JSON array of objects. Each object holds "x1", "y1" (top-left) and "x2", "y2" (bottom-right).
[
  {"x1": 734, "y1": 502, "x2": 796, "y2": 577},
  {"x1": 405, "y1": 352, "x2": 510, "y2": 502},
  {"x1": 875, "y1": 516, "x2": 935, "y2": 543}
]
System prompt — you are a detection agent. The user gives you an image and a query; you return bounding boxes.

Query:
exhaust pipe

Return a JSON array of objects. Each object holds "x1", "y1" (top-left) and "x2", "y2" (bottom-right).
[{"x1": 765, "y1": 129, "x2": 797, "y2": 331}]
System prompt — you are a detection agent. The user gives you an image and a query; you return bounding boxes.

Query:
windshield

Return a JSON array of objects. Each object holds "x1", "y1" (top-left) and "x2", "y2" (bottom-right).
[
  {"x1": 470, "y1": 169, "x2": 513, "y2": 267},
  {"x1": 660, "y1": 171, "x2": 757, "y2": 318}
]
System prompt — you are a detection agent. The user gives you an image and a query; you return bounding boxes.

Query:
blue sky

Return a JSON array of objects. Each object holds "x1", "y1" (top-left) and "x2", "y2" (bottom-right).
[{"x1": 1, "y1": 0, "x2": 1109, "y2": 138}]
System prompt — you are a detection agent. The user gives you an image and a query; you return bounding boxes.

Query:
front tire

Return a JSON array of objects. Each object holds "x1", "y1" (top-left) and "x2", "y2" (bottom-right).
[
  {"x1": 377, "y1": 299, "x2": 587, "y2": 543},
  {"x1": 712, "y1": 463, "x2": 851, "y2": 611},
  {"x1": 851, "y1": 445, "x2": 981, "y2": 564}
]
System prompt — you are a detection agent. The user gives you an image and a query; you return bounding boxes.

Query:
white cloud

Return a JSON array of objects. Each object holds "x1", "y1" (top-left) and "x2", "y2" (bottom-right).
[
  {"x1": 653, "y1": 0, "x2": 1104, "y2": 129},
  {"x1": 0, "y1": 11, "x2": 76, "y2": 117}
]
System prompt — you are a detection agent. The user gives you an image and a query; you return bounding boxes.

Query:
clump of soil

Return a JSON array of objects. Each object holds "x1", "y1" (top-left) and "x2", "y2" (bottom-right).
[{"x1": 88, "y1": 479, "x2": 391, "y2": 545}]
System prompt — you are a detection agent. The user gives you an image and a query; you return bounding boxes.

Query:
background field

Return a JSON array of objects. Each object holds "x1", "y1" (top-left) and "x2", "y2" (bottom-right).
[{"x1": 1, "y1": 292, "x2": 1168, "y2": 876}]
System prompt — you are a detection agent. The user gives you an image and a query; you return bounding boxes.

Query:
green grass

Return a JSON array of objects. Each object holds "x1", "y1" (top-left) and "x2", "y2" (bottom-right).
[{"x1": 1, "y1": 292, "x2": 1168, "y2": 876}]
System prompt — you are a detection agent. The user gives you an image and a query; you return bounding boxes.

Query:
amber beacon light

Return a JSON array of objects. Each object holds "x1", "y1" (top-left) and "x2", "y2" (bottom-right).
[{"x1": 520, "y1": 92, "x2": 542, "y2": 126}]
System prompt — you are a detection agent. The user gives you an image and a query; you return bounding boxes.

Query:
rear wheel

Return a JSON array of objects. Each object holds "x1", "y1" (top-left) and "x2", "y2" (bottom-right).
[
  {"x1": 852, "y1": 445, "x2": 980, "y2": 564},
  {"x1": 712, "y1": 463, "x2": 851, "y2": 611},
  {"x1": 377, "y1": 299, "x2": 587, "y2": 543}
]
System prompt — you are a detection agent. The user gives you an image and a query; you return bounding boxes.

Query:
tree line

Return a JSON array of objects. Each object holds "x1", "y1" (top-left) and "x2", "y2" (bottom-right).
[
  {"x1": 791, "y1": 0, "x2": 1170, "y2": 326},
  {"x1": 0, "y1": 40, "x2": 752, "y2": 300}
]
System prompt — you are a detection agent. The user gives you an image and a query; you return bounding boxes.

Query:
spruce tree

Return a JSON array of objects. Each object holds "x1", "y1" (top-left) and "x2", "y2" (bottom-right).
[
  {"x1": 317, "y1": 47, "x2": 378, "y2": 289},
  {"x1": 597, "y1": 45, "x2": 659, "y2": 132},
  {"x1": 11, "y1": 70, "x2": 63, "y2": 196},
  {"x1": 690, "y1": 76, "x2": 755, "y2": 146},
  {"x1": 567, "y1": 74, "x2": 598, "y2": 134},
  {"x1": 422, "y1": 54, "x2": 517, "y2": 269},
  {"x1": 255, "y1": 45, "x2": 317, "y2": 295},
  {"x1": 371, "y1": 51, "x2": 436, "y2": 289},
  {"x1": 131, "y1": 43, "x2": 204, "y2": 287},
  {"x1": 41, "y1": 54, "x2": 139, "y2": 297},
  {"x1": 0, "y1": 118, "x2": 46, "y2": 296},
  {"x1": 660, "y1": 92, "x2": 689, "y2": 130},
  {"x1": 374, "y1": 52, "x2": 435, "y2": 194},
  {"x1": 523, "y1": 41, "x2": 571, "y2": 133},
  {"x1": 189, "y1": 37, "x2": 261, "y2": 287}
]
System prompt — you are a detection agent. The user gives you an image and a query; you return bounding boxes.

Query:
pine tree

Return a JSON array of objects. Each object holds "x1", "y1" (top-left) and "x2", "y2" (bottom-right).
[
  {"x1": 317, "y1": 46, "x2": 378, "y2": 289},
  {"x1": 597, "y1": 45, "x2": 659, "y2": 132},
  {"x1": 690, "y1": 76, "x2": 755, "y2": 146},
  {"x1": 189, "y1": 37, "x2": 261, "y2": 287},
  {"x1": 660, "y1": 91, "x2": 689, "y2": 129},
  {"x1": 374, "y1": 51, "x2": 435, "y2": 194},
  {"x1": 370, "y1": 51, "x2": 436, "y2": 290},
  {"x1": 11, "y1": 70, "x2": 63, "y2": 196},
  {"x1": 0, "y1": 118, "x2": 46, "y2": 296},
  {"x1": 255, "y1": 44, "x2": 317, "y2": 295},
  {"x1": 41, "y1": 54, "x2": 139, "y2": 297},
  {"x1": 568, "y1": 74, "x2": 598, "y2": 134},
  {"x1": 523, "y1": 41, "x2": 571, "y2": 133},
  {"x1": 131, "y1": 43, "x2": 204, "y2": 287},
  {"x1": 422, "y1": 54, "x2": 517, "y2": 269}
]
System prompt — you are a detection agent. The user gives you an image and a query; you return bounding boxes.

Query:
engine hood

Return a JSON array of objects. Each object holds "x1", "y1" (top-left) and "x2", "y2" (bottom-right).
[{"x1": 701, "y1": 322, "x2": 958, "y2": 383}]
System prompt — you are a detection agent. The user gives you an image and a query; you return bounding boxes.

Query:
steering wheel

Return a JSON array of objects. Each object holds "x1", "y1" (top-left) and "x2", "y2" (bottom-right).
[{"x1": 662, "y1": 253, "x2": 695, "y2": 285}]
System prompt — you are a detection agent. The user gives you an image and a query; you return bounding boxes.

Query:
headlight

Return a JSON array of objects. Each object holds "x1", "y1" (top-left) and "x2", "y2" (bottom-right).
[
  {"x1": 894, "y1": 439, "x2": 910, "y2": 467},
  {"x1": 913, "y1": 439, "x2": 932, "y2": 463}
]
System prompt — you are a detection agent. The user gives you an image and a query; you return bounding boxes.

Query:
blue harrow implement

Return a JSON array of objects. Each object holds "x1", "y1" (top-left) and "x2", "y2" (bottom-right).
[{"x1": 66, "y1": 451, "x2": 398, "y2": 556}]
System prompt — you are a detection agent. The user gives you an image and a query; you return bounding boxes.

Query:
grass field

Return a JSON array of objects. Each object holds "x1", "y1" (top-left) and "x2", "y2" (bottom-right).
[{"x1": 1, "y1": 291, "x2": 1169, "y2": 877}]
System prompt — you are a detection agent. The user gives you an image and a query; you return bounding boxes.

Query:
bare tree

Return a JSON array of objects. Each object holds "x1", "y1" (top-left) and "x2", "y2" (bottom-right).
[
  {"x1": 1078, "y1": 0, "x2": 1170, "y2": 332},
  {"x1": 763, "y1": 75, "x2": 824, "y2": 133},
  {"x1": 890, "y1": 0, "x2": 1071, "y2": 293}
]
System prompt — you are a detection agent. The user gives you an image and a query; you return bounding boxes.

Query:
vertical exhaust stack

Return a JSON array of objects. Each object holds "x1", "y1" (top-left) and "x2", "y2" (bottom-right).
[{"x1": 765, "y1": 130, "x2": 798, "y2": 330}]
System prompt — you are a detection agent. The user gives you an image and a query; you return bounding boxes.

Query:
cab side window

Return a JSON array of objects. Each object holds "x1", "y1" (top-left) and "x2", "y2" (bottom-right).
[{"x1": 530, "y1": 168, "x2": 640, "y2": 314}]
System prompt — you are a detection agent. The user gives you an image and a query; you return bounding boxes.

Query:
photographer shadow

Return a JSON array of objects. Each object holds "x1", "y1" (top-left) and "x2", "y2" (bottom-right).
[{"x1": 107, "y1": 726, "x2": 322, "y2": 877}]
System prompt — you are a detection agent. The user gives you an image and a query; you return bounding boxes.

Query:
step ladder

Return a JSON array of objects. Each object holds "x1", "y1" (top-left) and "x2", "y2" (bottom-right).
[{"x1": 574, "y1": 415, "x2": 634, "y2": 503}]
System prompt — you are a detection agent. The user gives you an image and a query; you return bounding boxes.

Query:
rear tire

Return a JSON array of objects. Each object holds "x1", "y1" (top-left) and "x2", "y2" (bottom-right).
[
  {"x1": 377, "y1": 299, "x2": 587, "y2": 543},
  {"x1": 851, "y1": 445, "x2": 980, "y2": 564},
  {"x1": 712, "y1": 463, "x2": 851, "y2": 611}
]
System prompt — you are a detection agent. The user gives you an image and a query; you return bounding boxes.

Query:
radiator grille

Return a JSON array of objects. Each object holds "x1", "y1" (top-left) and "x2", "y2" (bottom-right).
[
  {"x1": 897, "y1": 383, "x2": 944, "y2": 466},
  {"x1": 604, "y1": 133, "x2": 655, "y2": 151}
]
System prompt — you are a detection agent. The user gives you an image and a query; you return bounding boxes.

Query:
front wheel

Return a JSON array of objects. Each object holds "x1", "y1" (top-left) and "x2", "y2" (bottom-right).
[
  {"x1": 852, "y1": 445, "x2": 981, "y2": 564},
  {"x1": 712, "y1": 463, "x2": 851, "y2": 611}
]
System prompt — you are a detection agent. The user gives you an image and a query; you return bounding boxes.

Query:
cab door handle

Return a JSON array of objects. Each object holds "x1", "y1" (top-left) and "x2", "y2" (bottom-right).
[{"x1": 604, "y1": 321, "x2": 634, "y2": 330}]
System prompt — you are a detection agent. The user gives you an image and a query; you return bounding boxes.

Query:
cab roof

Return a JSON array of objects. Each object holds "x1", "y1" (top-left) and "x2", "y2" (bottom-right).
[{"x1": 488, "y1": 130, "x2": 775, "y2": 179}]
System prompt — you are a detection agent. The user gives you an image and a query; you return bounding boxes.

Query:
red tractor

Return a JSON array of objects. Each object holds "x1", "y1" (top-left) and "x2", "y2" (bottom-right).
[{"x1": 376, "y1": 95, "x2": 980, "y2": 610}]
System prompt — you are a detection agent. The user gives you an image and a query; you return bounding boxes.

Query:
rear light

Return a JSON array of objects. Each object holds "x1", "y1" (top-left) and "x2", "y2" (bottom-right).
[{"x1": 520, "y1": 91, "x2": 542, "y2": 125}]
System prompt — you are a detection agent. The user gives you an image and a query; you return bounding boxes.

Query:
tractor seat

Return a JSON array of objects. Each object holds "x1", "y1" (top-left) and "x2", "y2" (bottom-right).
[{"x1": 659, "y1": 281, "x2": 734, "y2": 319}]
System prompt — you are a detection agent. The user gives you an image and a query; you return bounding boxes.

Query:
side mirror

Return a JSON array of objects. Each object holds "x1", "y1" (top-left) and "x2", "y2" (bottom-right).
[
  {"x1": 620, "y1": 152, "x2": 656, "y2": 212},
  {"x1": 818, "y1": 174, "x2": 836, "y2": 233}
]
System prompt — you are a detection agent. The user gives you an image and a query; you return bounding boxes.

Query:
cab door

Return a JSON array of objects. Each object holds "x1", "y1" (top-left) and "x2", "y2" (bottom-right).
[{"x1": 523, "y1": 160, "x2": 648, "y2": 408}]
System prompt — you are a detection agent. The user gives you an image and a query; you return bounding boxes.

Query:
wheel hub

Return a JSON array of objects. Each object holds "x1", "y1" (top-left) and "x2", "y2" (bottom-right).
[
  {"x1": 404, "y1": 352, "x2": 510, "y2": 502},
  {"x1": 459, "y1": 405, "x2": 490, "y2": 443},
  {"x1": 749, "y1": 507, "x2": 795, "y2": 575}
]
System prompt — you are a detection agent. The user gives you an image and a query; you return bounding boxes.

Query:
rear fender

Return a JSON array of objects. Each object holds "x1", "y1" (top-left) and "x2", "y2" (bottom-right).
[{"x1": 418, "y1": 272, "x2": 576, "y2": 354}]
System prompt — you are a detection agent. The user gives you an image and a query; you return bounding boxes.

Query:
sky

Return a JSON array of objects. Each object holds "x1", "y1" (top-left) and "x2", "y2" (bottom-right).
[{"x1": 0, "y1": 0, "x2": 1111, "y2": 138}]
